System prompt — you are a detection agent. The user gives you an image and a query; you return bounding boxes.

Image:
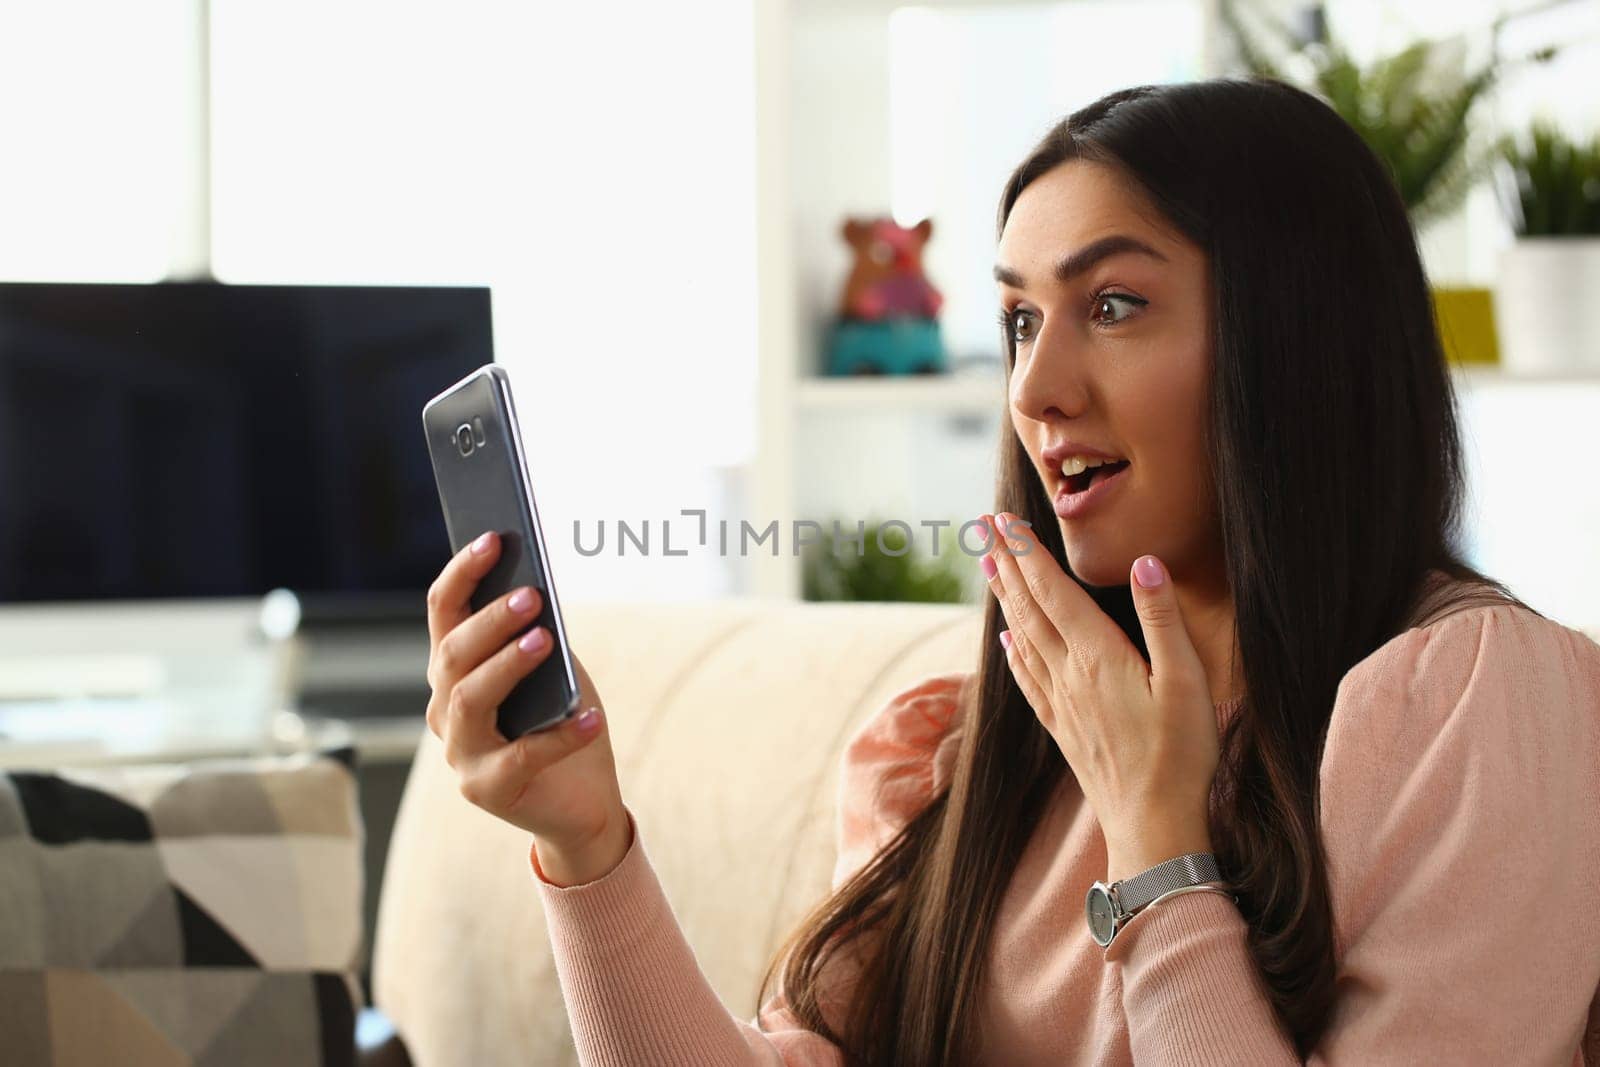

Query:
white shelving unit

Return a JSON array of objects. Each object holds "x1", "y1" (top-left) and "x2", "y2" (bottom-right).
[
  {"x1": 1454, "y1": 365, "x2": 1600, "y2": 387},
  {"x1": 795, "y1": 371, "x2": 1007, "y2": 413}
]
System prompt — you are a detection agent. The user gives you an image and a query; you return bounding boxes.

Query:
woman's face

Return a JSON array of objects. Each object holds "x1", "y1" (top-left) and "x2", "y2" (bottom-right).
[{"x1": 995, "y1": 159, "x2": 1219, "y2": 589}]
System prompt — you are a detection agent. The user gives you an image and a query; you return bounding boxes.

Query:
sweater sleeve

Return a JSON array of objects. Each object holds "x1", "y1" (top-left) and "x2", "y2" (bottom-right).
[
  {"x1": 1103, "y1": 604, "x2": 1600, "y2": 1066},
  {"x1": 529, "y1": 672, "x2": 970, "y2": 1066}
]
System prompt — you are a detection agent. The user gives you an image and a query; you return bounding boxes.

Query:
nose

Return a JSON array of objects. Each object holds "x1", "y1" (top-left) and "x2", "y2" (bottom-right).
[{"x1": 1008, "y1": 323, "x2": 1091, "y2": 426}]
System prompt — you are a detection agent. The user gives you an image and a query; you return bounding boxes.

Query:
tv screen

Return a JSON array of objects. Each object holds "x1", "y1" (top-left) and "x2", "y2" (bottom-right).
[{"x1": 0, "y1": 281, "x2": 493, "y2": 608}]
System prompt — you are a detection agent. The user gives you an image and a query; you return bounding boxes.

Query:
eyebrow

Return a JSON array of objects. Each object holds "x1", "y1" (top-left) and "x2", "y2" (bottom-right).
[{"x1": 992, "y1": 234, "x2": 1168, "y2": 289}]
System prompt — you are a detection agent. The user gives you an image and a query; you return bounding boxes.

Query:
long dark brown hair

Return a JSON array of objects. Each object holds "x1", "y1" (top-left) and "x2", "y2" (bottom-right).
[{"x1": 758, "y1": 77, "x2": 1532, "y2": 1063}]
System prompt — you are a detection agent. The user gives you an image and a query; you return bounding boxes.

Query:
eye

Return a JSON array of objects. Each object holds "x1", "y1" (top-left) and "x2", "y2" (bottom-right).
[
  {"x1": 997, "y1": 307, "x2": 1038, "y2": 346},
  {"x1": 1091, "y1": 291, "x2": 1147, "y2": 327}
]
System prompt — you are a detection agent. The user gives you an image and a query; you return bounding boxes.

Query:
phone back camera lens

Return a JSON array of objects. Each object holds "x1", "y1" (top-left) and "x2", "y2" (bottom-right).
[{"x1": 455, "y1": 424, "x2": 475, "y2": 456}]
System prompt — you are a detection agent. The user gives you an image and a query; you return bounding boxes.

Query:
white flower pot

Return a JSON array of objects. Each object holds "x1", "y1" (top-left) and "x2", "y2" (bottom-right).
[{"x1": 1494, "y1": 237, "x2": 1600, "y2": 374}]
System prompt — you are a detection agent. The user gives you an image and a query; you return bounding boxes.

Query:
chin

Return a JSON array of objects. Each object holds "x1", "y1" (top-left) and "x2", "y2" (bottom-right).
[{"x1": 1057, "y1": 529, "x2": 1135, "y2": 588}]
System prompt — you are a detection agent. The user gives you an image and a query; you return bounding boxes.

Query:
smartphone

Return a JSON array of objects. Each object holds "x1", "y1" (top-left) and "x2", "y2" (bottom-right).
[{"x1": 422, "y1": 364, "x2": 581, "y2": 738}]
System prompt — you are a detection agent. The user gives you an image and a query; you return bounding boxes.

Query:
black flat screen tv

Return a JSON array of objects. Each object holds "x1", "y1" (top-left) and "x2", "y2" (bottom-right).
[{"x1": 0, "y1": 281, "x2": 493, "y2": 615}]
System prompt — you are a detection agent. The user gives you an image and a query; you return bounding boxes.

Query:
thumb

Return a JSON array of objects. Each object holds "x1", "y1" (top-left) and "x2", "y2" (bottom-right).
[
  {"x1": 472, "y1": 705, "x2": 608, "y2": 812},
  {"x1": 1129, "y1": 555, "x2": 1204, "y2": 690},
  {"x1": 512, "y1": 705, "x2": 607, "y2": 771}
]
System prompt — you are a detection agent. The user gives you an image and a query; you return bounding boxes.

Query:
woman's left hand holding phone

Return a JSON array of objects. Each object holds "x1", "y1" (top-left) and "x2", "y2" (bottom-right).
[{"x1": 424, "y1": 530, "x2": 633, "y2": 886}]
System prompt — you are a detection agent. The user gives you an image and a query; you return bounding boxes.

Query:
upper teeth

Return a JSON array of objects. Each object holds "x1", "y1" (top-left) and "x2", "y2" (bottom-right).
[{"x1": 1060, "y1": 456, "x2": 1117, "y2": 477}]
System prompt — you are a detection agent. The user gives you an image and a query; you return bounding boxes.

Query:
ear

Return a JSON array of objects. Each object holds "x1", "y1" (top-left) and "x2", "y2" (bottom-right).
[
  {"x1": 842, "y1": 219, "x2": 867, "y2": 245},
  {"x1": 914, "y1": 218, "x2": 933, "y2": 241}
]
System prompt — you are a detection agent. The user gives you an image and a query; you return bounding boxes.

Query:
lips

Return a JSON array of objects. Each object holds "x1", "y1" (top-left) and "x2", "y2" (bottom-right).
[
  {"x1": 1061, "y1": 459, "x2": 1129, "y2": 496},
  {"x1": 1051, "y1": 459, "x2": 1129, "y2": 520}
]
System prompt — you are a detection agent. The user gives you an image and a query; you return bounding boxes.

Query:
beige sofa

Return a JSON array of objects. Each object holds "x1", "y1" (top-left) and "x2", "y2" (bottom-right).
[{"x1": 371, "y1": 597, "x2": 984, "y2": 1067}]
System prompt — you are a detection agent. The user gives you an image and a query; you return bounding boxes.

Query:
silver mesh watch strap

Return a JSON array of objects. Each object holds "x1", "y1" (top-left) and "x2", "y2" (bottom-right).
[
  {"x1": 1114, "y1": 852, "x2": 1223, "y2": 915},
  {"x1": 1141, "y1": 884, "x2": 1236, "y2": 910}
]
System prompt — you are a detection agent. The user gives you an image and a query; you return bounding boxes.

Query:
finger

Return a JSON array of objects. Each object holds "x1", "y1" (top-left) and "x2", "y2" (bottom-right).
[
  {"x1": 998, "y1": 626, "x2": 1055, "y2": 730},
  {"x1": 1129, "y1": 555, "x2": 1206, "y2": 693},
  {"x1": 427, "y1": 531, "x2": 502, "y2": 651},
  {"x1": 459, "y1": 706, "x2": 606, "y2": 815},
  {"x1": 432, "y1": 584, "x2": 544, "y2": 689},
  {"x1": 995, "y1": 511, "x2": 1111, "y2": 648},
  {"x1": 426, "y1": 693, "x2": 444, "y2": 741},
  {"x1": 1001, "y1": 627, "x2": 1075, "y2": 750},
  {"x1": 982, "y1": 513, "x2": 1068, "y2": 664},
  {"x1": 445, "y1": 625, "x2": 557, "y2": 763}
]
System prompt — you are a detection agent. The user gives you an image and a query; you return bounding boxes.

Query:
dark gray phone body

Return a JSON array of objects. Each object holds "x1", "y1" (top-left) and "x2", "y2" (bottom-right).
[{"x1": 422, "y1": 364, "x2": 581, "y2": 738}]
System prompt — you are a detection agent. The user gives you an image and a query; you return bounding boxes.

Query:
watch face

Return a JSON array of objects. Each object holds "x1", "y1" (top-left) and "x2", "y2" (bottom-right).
[{"x1": 1085, "y1": 884, "x2": 1116, "y2": 946}]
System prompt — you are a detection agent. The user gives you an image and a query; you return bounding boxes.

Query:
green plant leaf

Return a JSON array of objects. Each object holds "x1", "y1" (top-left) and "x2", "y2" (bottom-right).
[
  {"x1": 801, "y1": 519, "x2": 971, "y2": 604},
  {"x1": 1497, "y1": 120, "x2": 1600, "y2": 236},
  {"x1": 1225, "y1": 0, "x2": 1504, "y2": 228}
]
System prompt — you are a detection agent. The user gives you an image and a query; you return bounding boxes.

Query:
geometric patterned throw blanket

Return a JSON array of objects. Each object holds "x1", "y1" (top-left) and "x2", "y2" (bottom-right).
[{"x1": 0, "y1": 745, "x2": 364, "y2": 1066}]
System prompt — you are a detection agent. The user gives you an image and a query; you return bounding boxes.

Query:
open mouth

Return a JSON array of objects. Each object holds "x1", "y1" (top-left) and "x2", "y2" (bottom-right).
[{"x1": 1062, "y1": 460, "x2": 1129, "y2": 496}]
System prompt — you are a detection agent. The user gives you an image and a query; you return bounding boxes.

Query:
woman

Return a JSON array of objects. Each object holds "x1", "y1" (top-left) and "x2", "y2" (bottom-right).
[{"x1": 423, "y1": 78, "x2": 1600, "y2": 1065}]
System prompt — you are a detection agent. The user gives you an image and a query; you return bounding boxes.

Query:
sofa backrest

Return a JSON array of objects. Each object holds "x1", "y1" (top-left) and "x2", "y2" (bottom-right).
[{"x1": 371, "y1": 597, "x2": 982, "y2": 1067}]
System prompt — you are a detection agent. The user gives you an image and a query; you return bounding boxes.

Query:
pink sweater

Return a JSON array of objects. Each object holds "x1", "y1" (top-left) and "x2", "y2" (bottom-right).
[{"x1": 530, "y1": 600, "x2": 1600, "y2": 1065}]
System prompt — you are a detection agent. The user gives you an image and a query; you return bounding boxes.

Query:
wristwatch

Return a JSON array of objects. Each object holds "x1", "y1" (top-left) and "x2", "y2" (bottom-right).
[{"x1": 1085, "y1": 852, "x2": 1230, "y2": 948}]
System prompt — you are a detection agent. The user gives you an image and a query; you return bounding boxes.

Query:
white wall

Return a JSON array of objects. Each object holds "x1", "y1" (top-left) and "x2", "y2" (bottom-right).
[
  {"x1": 886, "y1": 0, "x2": 1207, "y2": 364},
  {"x1": 208, "y1": 1, "x2": 760, "y2": 602},
  {"x1": 1458, "y1": 378, "x2": 1600, "y2": 632},
  {"x1": 0, "y1": 1, "x2": 193, "y2": 281}
]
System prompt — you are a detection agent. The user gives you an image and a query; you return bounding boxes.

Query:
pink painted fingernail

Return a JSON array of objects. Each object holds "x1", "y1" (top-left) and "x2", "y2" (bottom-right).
[
  {"x1": 980, "y1": 555, "x2": 997, "y2": 579},
  {"x1": 471, "y1": 532, "x2": 493, "y2": 555},
  {"x1": 573, "y1": 706, "x2": 603, "y2": 733},
  {"x1": 1133, "y1": 555, "x2": 1165, "y2": 588},
  {"x1": 508, "y1": 588, "x2": 534, "y2": 613},
  {"x1": 519, "y1": 628, "x2": 549, "y2": 653},
  {"x1": 999, "y1": 630, "x2": 1012, "y2": 650}
]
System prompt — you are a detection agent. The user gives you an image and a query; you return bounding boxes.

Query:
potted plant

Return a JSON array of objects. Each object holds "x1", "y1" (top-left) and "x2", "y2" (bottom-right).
[
  {"x1": 1221, "y1": 2, "x2": 1557, "y2": 368},
  {"x1": 802, "y1": 518, "x2": 970, "y2": 604},
  {"x1": 1493, "y1": 121, "x2": 1600, "y2": 374},
  {"x1": 1221, "y1": 1, "x2": 1513, "y2": 229}
]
